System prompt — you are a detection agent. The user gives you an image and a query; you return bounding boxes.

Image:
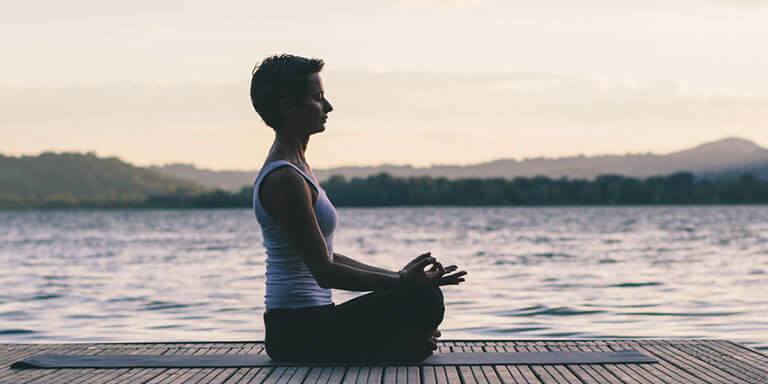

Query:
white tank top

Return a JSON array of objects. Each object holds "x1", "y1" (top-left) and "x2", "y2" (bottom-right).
[{"x1": 252, "y1": 160, "x2": 335, "y2": 309}]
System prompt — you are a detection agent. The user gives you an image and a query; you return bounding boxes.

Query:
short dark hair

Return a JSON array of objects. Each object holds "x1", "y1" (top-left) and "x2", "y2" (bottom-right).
[{"x1": 250, "y1": 54, "x2": 325, "y2": 130}]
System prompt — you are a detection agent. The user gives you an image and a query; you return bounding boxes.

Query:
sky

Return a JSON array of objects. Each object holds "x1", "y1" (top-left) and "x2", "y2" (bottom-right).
[{"x1": 2, "y1": 0, "x2": 767, "y2": 169}]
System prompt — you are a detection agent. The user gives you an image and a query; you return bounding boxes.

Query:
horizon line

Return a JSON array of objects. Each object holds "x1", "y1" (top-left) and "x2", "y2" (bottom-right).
[{"x1": 2, "y1": 136, "x2": 763, "y2": 172}]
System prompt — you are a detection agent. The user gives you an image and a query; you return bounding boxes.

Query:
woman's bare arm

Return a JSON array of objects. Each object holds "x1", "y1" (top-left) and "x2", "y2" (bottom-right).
[
  {"x1": 332, "y1": 252, "x2": 398, "y2": 278},
  {"x1": 262, "y1": 168, "x2": 405, "y2": 291}
]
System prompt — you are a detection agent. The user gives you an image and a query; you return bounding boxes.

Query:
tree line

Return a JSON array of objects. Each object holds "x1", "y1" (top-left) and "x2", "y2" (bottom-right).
[
  {"x1": 321, "y1": 172, "x2": 768, "y2": 206},
  {"x1": 4, "y1": 171, "x2": 767, "y2": 209}
]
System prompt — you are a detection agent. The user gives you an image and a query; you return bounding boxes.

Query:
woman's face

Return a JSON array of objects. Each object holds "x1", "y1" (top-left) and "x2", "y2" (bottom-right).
[{"x1": 292, "y1": 72, "x2": 333, "y2": 136}]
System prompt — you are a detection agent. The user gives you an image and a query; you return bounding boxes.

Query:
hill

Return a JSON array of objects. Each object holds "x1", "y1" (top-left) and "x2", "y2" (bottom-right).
[
  {"x1": 151, "y1": 137, "x2": 768, "y2": 191},
  {"x1": 0, "y1": 152, "x2": 204, "y2": 207}
]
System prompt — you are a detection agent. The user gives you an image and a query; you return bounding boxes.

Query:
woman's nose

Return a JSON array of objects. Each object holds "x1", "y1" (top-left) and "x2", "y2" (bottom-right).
[{"x1": 324, "y1": 98, "x2": 333, "y2": 113}]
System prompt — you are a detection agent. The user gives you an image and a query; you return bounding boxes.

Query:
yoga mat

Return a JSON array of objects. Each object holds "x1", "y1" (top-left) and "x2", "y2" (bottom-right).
[{"x1": 12, "y1": 350, "x2": 655, "y2": 368}]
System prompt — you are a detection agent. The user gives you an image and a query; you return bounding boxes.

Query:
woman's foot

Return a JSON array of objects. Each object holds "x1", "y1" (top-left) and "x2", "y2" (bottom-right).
[
  {"x1": 383, "y1": 328, "x2": 441, "y2": 362},
  {"x1": 401, "y1": 328, "x2": 441, "y2": 361}
]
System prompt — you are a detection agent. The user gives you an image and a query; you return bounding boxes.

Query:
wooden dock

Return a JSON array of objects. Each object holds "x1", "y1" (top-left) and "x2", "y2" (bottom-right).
[{"x1": 1, "y1": 339, "x2": 767, "y2": 383}]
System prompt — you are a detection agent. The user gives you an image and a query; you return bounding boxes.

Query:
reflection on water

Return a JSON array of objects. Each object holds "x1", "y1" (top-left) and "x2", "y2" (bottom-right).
[{"x1": 1, "y1": 206, "x2": 767, "y2": 350}]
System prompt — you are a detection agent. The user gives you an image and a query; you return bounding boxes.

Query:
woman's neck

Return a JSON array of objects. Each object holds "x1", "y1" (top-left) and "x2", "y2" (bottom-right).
[{"x1": 268, "y1": 128, "x2": 310, "y2": 166}]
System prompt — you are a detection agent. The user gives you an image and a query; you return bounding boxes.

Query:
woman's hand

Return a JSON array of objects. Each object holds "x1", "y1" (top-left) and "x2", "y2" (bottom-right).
[
  {"x1": 432, "y1": 264, "x2": 467, "y2": 286},
  {"x1": 401, "y1": 256, "x2": 441, "y2": 289},
  {"x1": 401, "y1": 258, "x2": 468, "y2": 289},
  {"x1": 400, "y1": 252, "x2": 432, "y2": 275},
  {"x1": 401, "y1": 252, "x2": 468, "y2": 289}
]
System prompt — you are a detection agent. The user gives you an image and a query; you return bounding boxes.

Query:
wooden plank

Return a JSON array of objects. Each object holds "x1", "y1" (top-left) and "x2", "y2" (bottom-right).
[
  {"x1": 499, "y1": 344, "x2": 542, "y2": 384},
  {"x1": 111, "y1": 345, "x2": 194, "y2": 384},
  {"x1": 406, "y1": 366, "x2": 419, "y2": 384},
  {"x1": 458, "y1": 365, "x2": 478, "y2": 384},
  {"x1": 8, "y1": 346, "x2": 113, "y2": 384},
  {"x1": 469, "y1": 366, "x2": 489, "y2": 383},
  {"x1": 395, "y1": 366, "x2": 407, "y2": 384},
  {"x1": 653, "y1": 341, "x2": 751, "y2": 383},
  {"x1": 78, "y1": 346, "x2": 171, "y2": 384},
  {"x1": 544, "y1": 343, "x2": 599, "y2": 384},
  {"x1": 353, "y1": 366, "x2": 370, "y2": 384},
  {"x1": 611, "y1": 340, "x2": 703, "y2": 384},
  {"x1": 205, "y1": 344, "x2": 262, "y2": 384},
  {"x1": 221, "y1": 367, "x2": 264, "y2": 384},
  {"x1": 298, "y1": 367, "x2": 325, "y2": 384},
  {"x1": 434, "y1": 366, "x2": 449, "y2": 384},
  {"x1": 577, "y1": 341, "x2": 641, "y2": 383},
  {"x1": 700, "y1": 340, "x2": 768, "y2": 374},
  {"x1": 490, "y1": 365, "x2": 521, "y2": 384},
  {"x1": 48, "y1": 347, "x2": 141, "y2": 384},
  {"x1": 3, "y1": 340, "x2": 768, "y2": 384},
  {"x1": 622, "y1": 341, "x2": 715, "y2": 384},
  {"x1": 570, "y1": 342, "x2": 625, "y2": 384},
  {"x1": 260, "y1": 366, "x2": 293, "y2": 384},
  {"x1": 721, "y1": 340, "x2": 768, "y2": 364},
  {"x1": 196, "y1": 346, "x2": 251, "y2": 384},
  {"x1": 535, "y1": 342, "x2": 583, "y2": 384},
  {"x1": 368, "y1": 366, "x2": 383, "y2": 384},
  {"x1": 216, "y1": 344, "x2": 266, "y2": 384},
  {"x1": 142, "y1": 345, "x2": 208, "y2": 384},
  {"x1": 482, "y1": 343, "x2": 517, "y2": 384},
  {"x1": 342, "y1": 366, "x2": 360, "y2": 384},
  {"x1": 249, "y1": 365, "x2": 277, "y2": 384},
  {"x1": 326, "y1": 366, "x2": 346, "y2": 384},
  {"x1": 444, "y1": 366, "x2": 462, "y2": 384},
  {"x1": 422, "y1": 366, "x2": 437, "y2": 384},
  {"x1": 285, "y1": 366, "x2": 311, "y2": 384},
  {"x1": 668, "y1": 341, "x2": 766, "y2": 384},
  {"x1": 170, "y1": 346, "x2": 233, "y2": 384},
  {"x1": 483, "y1": 342, "x2": 528, "y2": 384},
  {"x1": 437, "y1": 340, "x2": 451, "y2": 354},
  {"x1": 230, "y1": 345, "x2": 272, "y2": 384},
  {"x1": 382, "y1": 366, "x2": 396, "y2": 384},
  {"x1": 590, "y1": 342, "x2": 652, "y2": 384},
  {"x1": 481, "y1": 365, "x2": 503, "y2": 384},
  {"x1": 0, "y1": 347, "x2": 25, "y2": 364},
  {"x1": 0, "y1": 345, "x2": 45, "y2": 384},
  {"x1": 599, "y1": 343, "x2": 666, "y2": 384},
  {"x1": 517, "y1": 343, "x2": 560, "y2": 384}
]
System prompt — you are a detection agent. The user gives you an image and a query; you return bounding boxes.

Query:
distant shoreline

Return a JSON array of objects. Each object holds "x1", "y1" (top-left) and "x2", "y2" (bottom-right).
[
  {"x1": 3, "y1": 203, "x2": 768, "y2": 212},
  {"x1": 3, "y1": 170, "x2": 768, "y2": 210}
]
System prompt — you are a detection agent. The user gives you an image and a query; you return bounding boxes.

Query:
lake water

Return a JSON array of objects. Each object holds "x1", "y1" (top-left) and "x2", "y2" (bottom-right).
[{"x1": 1, "y1": 207, "x2": 766, "y2": 351}]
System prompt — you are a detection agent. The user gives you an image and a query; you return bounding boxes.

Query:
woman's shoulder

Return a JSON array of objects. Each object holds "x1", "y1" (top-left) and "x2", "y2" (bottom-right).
[{"x1": 260, "y1": 164, "x2": 307, "y2": 194}]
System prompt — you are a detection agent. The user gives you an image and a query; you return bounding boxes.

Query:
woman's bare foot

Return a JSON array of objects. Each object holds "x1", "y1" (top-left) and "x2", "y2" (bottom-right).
[{"x1": 389, "y1": 329, "x2": 441, "y2": 361}]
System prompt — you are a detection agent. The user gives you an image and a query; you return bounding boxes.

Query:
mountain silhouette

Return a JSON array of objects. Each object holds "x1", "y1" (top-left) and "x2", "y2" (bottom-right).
[
  {"x1": 150, "y1": 137, "x2": 768, "y2": 191},
  {"x1": 0, "y1": 152, "x2": 203, "y2": 199}
]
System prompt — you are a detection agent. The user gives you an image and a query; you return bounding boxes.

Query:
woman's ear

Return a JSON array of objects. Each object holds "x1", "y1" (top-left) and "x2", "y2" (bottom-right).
[{"x1": 279, "y1": 97, "x2": 295, "y2": 118}]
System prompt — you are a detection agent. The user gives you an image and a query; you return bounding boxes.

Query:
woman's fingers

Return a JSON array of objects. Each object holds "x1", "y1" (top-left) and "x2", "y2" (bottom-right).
[
  {"x1": 412, "y1": 256, "x2": 437, "y2": 271},
  {"x1": 410, "y1": 252, "x2": 431, "y2": 265},
  {"x1": 402, "y1": 252, "x2": 431, "y2": 273},
  {"x1": 428, "y1": 262, "x2": 445, "y2": 274},
  {"x1": 441, "y1": 271, "x2": 467, "y2": 279},
  {"x1": 439, "y1": 270, "x2": 467, "y2": 285}
]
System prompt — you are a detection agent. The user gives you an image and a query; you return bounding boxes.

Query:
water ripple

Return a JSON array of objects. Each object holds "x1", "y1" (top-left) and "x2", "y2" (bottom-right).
[{"x1": 1, "y1": 206, "x2": 767, "y2": 350}]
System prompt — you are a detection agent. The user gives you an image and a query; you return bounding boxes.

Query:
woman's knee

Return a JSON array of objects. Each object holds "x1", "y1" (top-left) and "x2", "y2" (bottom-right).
[
  {"x1": 410, "y1": 286, "x2": 444, "y2": 306},
  {"x1": 408, "y1": 286, "x2": 445, "y2": 328}
]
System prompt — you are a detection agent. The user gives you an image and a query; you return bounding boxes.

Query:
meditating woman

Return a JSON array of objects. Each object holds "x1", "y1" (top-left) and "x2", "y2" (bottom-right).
[{"x1": 250, "y1": 54, "x2": 467, "y2": 362}]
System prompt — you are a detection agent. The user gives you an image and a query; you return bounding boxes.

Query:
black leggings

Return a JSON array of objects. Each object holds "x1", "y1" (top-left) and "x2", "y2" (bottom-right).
[{"x1": 263, "y1": 286, "x2": 445, "y2": 362}]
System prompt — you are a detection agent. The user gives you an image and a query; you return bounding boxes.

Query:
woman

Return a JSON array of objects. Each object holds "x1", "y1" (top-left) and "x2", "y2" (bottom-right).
[{"x1": 250, "y1": 54, "x2": 467, "y2": 362}]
